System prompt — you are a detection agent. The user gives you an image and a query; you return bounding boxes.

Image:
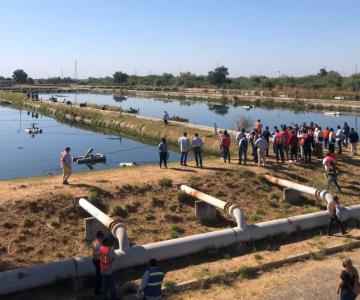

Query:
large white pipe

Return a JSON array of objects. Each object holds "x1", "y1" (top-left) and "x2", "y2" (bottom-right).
[
  {"x1": 265, "y1": 175, "x2": 334, "y2": 205},
  {"x1": 180, "y1": 185, "x2": 246, "y2": 229},
  {"x1": 75, "y1": 198, "x2": 129, "y2": 252},
  {"x1": 1, "y1": 204, "x2": 360, "y2": 295}
]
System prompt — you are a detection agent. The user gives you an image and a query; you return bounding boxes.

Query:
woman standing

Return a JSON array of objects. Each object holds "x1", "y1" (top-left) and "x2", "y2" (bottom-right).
[{"x1": 337, "y1": 258, "x2": 359, "y2": 300}]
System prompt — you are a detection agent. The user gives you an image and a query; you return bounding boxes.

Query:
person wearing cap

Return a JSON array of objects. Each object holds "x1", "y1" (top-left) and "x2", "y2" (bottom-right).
[
  {"x1": 138, "y1": 258, "x2": 164, "y2": 300},
  {"x1": 99, "y1": 237, "x2": 117, "y2": 300},
  {"x1": 92, "y1": 231, "x2": 104, "y2": 295},
  {"x1": 60, "y1": 147, "x2": 72, "y2": 184}
]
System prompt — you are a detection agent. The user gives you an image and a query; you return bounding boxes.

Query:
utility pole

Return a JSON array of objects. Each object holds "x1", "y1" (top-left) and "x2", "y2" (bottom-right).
[{"x1": 74, "y1": 60, "x2": 78, "y2": 80}]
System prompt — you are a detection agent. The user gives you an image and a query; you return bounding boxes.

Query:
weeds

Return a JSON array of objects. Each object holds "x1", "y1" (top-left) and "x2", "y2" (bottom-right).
[
  {"x1": 170, "y1": 224, "x2": 184, "y2": 238},
  {"x1": 151, "y1": 197, "x2": 165, "y2": 208},
  {"x1": 158, "y1": 177, "x2": 173, "y2": 188},
  {"x1": 163, "y1": 279, "x2": 176, "y2": 289}
]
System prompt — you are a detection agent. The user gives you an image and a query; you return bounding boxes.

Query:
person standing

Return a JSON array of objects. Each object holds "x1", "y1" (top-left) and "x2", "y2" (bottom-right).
[
  {"x1": 343, "y1": 122, "x2": 350, "y2": 148},
  {"x1": 220, "y1": 130, "x2": 231, "y2": 163},
  {"x1": 337, "y1": 258, "x2": 359, "y2": 300},
  {"x1": 280, "y1": 126, "x2": 289, "y2": 160},
  {"x1": 92, "y1": 231, "x2": 104, "y2": 295},
  {"x1": 60, "y1": 147, "x2": 72, "y2": 184},
  {"x1": 273, "y1": 129, "x2": 284, "y2": 162},
  {"x1": 349, "y1": 128, "x2": 359, "y2": 155},
  {"x1": 254, "y1": 135, "x2": 268, "y2": 167},
  {"x1": 323, "y1": 126, "x2": 330, "y2": 149},
  {"x1": 328, "y1": 196, "x2": 345, "y2": 236},
  {"x1": 138, "y1": 259, "x2": 164, "y2": 300},
  {"x1": 255, "y1": 119, "x2": 262, "y2": 133},
  {"x1": 288, "y1": 130, "x2": 298, "y2": 162},
  {"x1": 238, "y1": 135, "x2": 248, "y2": 165},
  {"x1": 262, "y1": 126, "x2": 271, "y2": 157},
  {"x1": 163, "y1": 111, "x2": 169, "y2": 126},
  {"x1": 303, "y1": 130, "x2": 312, "y2": 163},
  {"x1": 99, "y1": 238, "x2": 117, "y2": 300},
  {"x1": 158, "y1": 138, "x2": 168, "y2": 168},
  {"x1": 314, "y1": 126, "x2": 324, "y2": 159},
  {"x1": 192, "y1": 133, "x2": 203, "y2": 168},
  {"x1": 336, "y1": 125, "x2": 344, "y2": 154},
  {"x1": 235, "y1": 128, "x2": 246, "y2": 145},
  {"x1": 178, "y1": 132, "x2": 190, "y2": 166},
  {"x1": 329, "y1": 128, "x2": 336, "y2": 153}
]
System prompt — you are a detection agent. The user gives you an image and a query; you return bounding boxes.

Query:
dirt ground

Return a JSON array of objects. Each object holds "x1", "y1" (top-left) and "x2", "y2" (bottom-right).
[{"x1": 0, "y1": 144, "x2": 359, "y2": 272}]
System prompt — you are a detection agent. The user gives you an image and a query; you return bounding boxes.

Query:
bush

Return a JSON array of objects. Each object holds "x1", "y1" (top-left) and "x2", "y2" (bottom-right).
[
  {"x1": 112, "y1": 206, "x2": 128, "y2": 218},
  {"x1": 163, "y1": 279, "x2": 176, "y2": 289},
  {"x1": 151, "y1": 197, "x2": 165, "y2": 208},
  {"x1": 158, "y1": 177, "x2": 173, "y2": 188},
  {"x1": 146, "y1": 213, "x2": 156, "y2": 221},
  {"x1": 22, "y1": 219, "x2": 34, "y2": 228},
  {"x1": 170, "y1": 224, "x2": 184, "y2": 238}
]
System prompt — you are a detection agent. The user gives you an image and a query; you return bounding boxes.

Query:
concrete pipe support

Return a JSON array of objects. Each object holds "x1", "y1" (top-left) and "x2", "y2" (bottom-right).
[{"x1": 180, "y1": 185, "x2": 246, "y2": 229}]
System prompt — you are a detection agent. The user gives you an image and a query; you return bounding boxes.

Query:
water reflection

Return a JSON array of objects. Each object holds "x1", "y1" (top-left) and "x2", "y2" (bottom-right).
[{"x1": 207, "y1": 103, "x2": 229, "y2": 116}]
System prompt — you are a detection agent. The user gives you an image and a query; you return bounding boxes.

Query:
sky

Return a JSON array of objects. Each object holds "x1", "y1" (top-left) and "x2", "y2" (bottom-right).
[{"x1": 0, "y1": 0, "x2": 359, "y2": 78}]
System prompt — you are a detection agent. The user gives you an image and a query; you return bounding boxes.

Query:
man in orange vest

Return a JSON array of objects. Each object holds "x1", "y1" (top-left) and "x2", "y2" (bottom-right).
[
  {"x1": 92, "y1": 230, "x2": 104, "y2": 295},
  {"x1": 60, "y1": 147, "x2": 72, "y2": 184},
  {"x1": 99, "y1": 237, "x2": 117, "y2": 300},
  {"x1": 273, "y1": 129, "x2": 284, "y2": 162}
]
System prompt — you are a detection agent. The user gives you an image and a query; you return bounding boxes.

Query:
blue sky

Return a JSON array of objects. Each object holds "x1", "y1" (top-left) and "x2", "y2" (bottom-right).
[{"x1": 0, "y1": 0, "x2": 359, "y2": 78}]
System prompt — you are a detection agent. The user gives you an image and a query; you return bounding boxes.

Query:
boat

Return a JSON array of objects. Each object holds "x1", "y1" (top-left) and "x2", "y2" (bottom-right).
[
  {"x1": 242, "y1": 105, "x2": 254, "y2": 110},
  {"x1": 25, "y1": 123, "x2": 43, "y2": 135},
  {"x1": 72, "y1": 148, "x2": 106, "y2": 164},
  {"x1": 324, "y1": 111, "x2": 341, "y2": 116},
  {"x1": 119, "y1": 162, "x2": 137, "y2": 167}
]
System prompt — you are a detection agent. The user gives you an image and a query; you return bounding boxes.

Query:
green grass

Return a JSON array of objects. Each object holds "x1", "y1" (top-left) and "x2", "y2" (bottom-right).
[{"x1": 158, "y1": 177, "x2": 173, "y2": 188}]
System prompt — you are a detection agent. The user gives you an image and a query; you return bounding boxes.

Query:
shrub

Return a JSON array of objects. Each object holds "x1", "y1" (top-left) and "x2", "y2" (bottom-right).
[
  {"x1": 164, "y1": 214, "x2": 183, "y2": 223},
  {"x1": 22, "y1": 219, "x2": 34, "y2": 227},
  {"x1": 170, "y1": 224, "x2": 184, "y2": 238},
  {"x1": 124, "y1": 203, "x2": 137, "y2": 213},
  {"x1": 158, "y1": 177, "x2": 173, "y2": 188},
  {"x1": 112, "y1": 206, "x2": 128, "y2": 218},
  {"x1": 254, "y1": 253, "x2": 263, "y2": 261},
  {"x1": 163, "y1": 279, "x2": 176, "y2": 289},
  {"x1": 177, "y1": 191, "x2": 188, "y2": 203},
  {"x1": 146, "y1": 213, "x2": 155, "y2": 221},
  {"x1": 151, "y1": 197, "x2": 165, "y2": 208},
  {"x1": 239, "y1": 267, "x2": 257, "y2": 279}
]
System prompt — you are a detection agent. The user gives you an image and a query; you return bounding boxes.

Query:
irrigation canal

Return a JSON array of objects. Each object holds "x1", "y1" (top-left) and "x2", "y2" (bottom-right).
[
  {"x1": 0, "y1": 106, "x2": 181, "y2": 180},
  {"x1": 39, "y1": 92, "x2": 359, "y2": 131}
]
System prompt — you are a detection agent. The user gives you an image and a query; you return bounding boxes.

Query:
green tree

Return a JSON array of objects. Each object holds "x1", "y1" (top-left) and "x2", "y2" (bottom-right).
[
  {"x1": 12, "y1": 69, "x2": 28, "y2": 84},
  {"x1": 113, "y1": 71, "x2": 128, "y2": 85},
  {"x1": 318, "y1": 68, "x2": 328, "y2": 77},
  {"x1": 208, "y1": 65, "x2": 229, "y2": 86}
]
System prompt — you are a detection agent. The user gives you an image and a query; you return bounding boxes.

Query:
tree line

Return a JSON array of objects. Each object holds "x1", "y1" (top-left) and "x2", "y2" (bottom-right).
[{"x1": 3, "y1": 67, "x2": 360, "y2": 91}]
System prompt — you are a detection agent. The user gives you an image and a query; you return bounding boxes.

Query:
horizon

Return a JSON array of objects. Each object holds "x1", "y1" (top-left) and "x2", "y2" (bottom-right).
[{"x1": 0, "y1": 0, "x2": 359, "y2": 79}]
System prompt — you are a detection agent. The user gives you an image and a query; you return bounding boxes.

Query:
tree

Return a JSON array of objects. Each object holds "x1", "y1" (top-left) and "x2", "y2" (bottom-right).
[
  {"x1": 318, "y1": 68, "x2": 328, "y2": 77},
  {"x1": 113, "y1": 71, "x2": 128, "y2": 85},
  {"x1": 27, "y1": 77, "x2": 35, "y2": 84},
  {"x1": 12, "y1": 69, "x2": 28, "y2": 84},
  {"x1": 208, "y1": 65, "x2": 229, "y2": 86}
]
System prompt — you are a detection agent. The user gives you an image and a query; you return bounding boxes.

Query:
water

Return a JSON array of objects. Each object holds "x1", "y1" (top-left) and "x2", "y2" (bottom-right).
[
  {"x1": 39, "y1": 93, "x2": 360, "y2": 131},
  {"x1": 0, "y1": 106, "x2": 180, "y2": 180}
]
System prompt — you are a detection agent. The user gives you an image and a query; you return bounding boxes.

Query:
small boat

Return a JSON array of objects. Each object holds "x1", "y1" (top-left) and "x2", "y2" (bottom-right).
[
  {"x1": 73, "y1": 154, "x2": 106, "y2": 164},
  {"x1": 119, "y1": 162, "x2": 137, "y2": 167},
  {"x1": 242, "y1": 105, "x2": 254, "y2": 110},
  {"x1": 324, "y1": 111, "x2": 341, "y2": 116},
  {"x1": 72, "y1": 148, "x2": 106, "y2": 164},
  {"x1": 25, "y1": 123, "x2": 43, "y2": 135}
]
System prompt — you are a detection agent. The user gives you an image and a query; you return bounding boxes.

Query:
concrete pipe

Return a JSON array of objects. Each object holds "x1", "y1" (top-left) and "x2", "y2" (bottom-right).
[
  {"x1": 2, "y1": 204, "x2": 360, "y2": 295},
  {"x1": 180, "y1": 185, "x2": 246, "y2": 229},
  {"x1": 75, "y1": 197, "x2": 129, "y2": 252},
  {"x1": 265, "y1": 175, "x2": 334, "y2": 205}
]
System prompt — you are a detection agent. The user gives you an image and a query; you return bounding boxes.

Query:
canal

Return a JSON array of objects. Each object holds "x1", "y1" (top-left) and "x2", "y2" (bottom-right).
[{"x1": 0, "y1": 106, "x2": 180, "y2": 180}]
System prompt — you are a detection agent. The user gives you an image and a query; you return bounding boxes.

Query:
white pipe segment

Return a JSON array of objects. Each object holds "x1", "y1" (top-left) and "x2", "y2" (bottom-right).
[
  {"x1": 180, "y1": 185, "x2": 246, "y2": 229},
  {"x1": 265, "y1": 175, "x2": 334, "y2": 204},
  {"x1": 75, "y1": 198, "x2": 129, "y2": 252},
  {"x1": 1, "y1": 205, "x2": 360, "y2": 295}
]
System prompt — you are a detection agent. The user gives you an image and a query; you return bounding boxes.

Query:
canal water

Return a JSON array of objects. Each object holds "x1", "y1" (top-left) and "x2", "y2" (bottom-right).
[
  {"x1": 40, "y1": 93, "x2": 359, "y2": 131},
  {"x1": 0, "y1": 106, "x2": 180, "y2": 180}
]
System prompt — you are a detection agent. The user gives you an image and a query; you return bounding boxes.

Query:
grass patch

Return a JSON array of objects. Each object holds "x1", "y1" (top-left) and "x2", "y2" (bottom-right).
[
  {"x1": 170, "y1": 224, "x2": 184, "y2": 238},
  {"x1": 254, "y1": 253, "x2": 264, "y2": 261},
  {"x1": 112, "y1": 206, "x2": 128, "y2": 218},
  {"x1": 151, "y1": 196, "x2": 165, "y2": 208},
  {"x1": 163, "y1": 279, "x2": 177, "y2": 289},
  {"x1": 239, "y1": 266, "x2": 257, "y2": 279},
  {"x1": 158, "y1": 177, "x2": 173, "y2": 188}
]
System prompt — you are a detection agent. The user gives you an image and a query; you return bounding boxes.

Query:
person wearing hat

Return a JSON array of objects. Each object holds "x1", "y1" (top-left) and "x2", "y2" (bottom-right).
[
  {"x1": 92, "y1": 231, "x2": 104, "y2": 295},
  {"x1": 138, "y1": 258, "x2": 164, "y2": 300},
  {"x1": 99, "y1": 237, "x2": 117, "y2": 300}
]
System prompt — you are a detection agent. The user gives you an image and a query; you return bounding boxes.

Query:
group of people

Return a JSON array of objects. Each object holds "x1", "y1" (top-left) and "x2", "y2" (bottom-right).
[
  {"x1": 91, "y1": 231, "x2": 164, "y2": 300},
  {"x1": 156, "y1": 119, "x2": 359, "y2": 171}
]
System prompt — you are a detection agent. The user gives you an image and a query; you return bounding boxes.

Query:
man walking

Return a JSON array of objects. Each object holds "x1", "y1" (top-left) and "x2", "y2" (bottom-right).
[
  {"x1": 178, "y1": 132, "x2": 190, "y2": 166},
  {"x1": 163, "y1": 111, "x2": 169, "y2": 126},
  {"x1": 254, "y1": 135, "x2": 268, "y2": 166},
  {"x1": 192, "y1": 133, "x2": 203, "y2": 167},
  {"x1": 92, "y1": 231, "x2": 104, "y2": 295},
  {"x1": 138, "y1": 259, "x2": 164, "y2": 300},
  {"x1": 349, "y1": 128, "x2": 359, "y2": 155},
  {"x1": 99, "y1": 237, "x2": 117, "y2": 300},
  {"x1": 323, "y1": 153, "x2": 342, "y2": 193},
  {"x1": 60, "y1": 147, "x2": 72, "y2": 184},
  {"x1": 327, "y1": 196, "x2": 345, "y2": 236}
]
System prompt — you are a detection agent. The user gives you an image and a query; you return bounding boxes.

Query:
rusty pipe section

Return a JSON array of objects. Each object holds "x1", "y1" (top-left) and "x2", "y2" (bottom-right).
[
  {"x1": 265, "y1": 175, "x2": 334, "y2": 205},
  {"x1": 75, "y1": 197, "x2": 129, "y2": 252},
  {"x1": 180, "y1": 185, "x2": 246, "y2": 229}
]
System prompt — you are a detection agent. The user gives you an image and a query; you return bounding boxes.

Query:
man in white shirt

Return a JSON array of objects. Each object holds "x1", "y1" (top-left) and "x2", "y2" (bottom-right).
[
  {"x1": 192, "y1": 133, "x2": 203, "y2": 167},
  {"x1": 60, "y1": 147, "x2": 72, "y2": 184},
  {"x1": 254, "y1": 135, "x2": 269, "y2": 167},
  {"x1": 163, "y1": 111, "x2": 169, "y2": 126},
  {"x1": 178, "y1": 132, "x2": 190, "y2": 166},
  {"x1": 336, "y1": 125, "x2": 344, "y2": 154}
]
